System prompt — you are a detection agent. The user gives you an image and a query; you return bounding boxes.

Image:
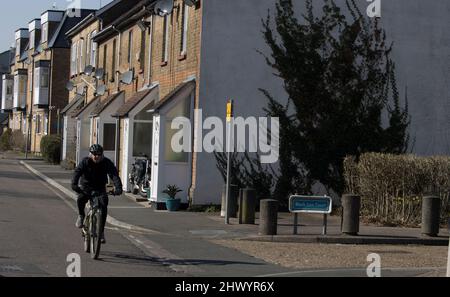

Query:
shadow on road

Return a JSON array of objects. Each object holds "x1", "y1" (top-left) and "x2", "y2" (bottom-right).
[
  {"x1": 0, "y1": 171, "x2": 37, "y2": 180},
  {"x1": 98, "y1": 251, "x2": 264, "y2": 268}
]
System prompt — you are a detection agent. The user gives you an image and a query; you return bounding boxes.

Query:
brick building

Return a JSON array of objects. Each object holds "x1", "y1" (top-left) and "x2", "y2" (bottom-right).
[{"x1": 64, "y1": 0, "x2": 275, "y2": 206}]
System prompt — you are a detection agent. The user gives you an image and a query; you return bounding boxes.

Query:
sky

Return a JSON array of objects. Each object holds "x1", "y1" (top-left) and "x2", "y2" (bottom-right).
[{"x1": 0, "y1": 0, "x2": 114, "y2": 51}]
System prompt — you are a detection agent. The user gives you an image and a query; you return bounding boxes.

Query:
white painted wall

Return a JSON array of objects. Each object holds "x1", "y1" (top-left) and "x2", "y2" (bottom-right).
[
  {"x1": 193, "y1": 0, "x2": 450, "y2": 205},
  {"x1": 194, "y1": 0, "x2": 286, "y2": 205}
]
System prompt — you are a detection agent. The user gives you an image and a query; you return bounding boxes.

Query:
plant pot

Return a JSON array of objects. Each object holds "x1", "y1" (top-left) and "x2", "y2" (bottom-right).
[{"x1": 166, "y1": 199, "x2": 181, "y2": 211}]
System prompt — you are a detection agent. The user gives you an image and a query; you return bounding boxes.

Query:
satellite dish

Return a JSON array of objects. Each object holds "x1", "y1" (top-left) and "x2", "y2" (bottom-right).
[
  {"x1": 94, "y1": 68, "x2": 105, "y2": 79},
  {"x1": 65, "y1": 81, "x2": 74, "y2": 91},
  {"x1": 95, "y1": 84, "x2": 106, "y2": 96},
  {"x1": 120, "y1": 70, "x2": 134, "y2": 85},
  {"x1": 184, "y1": 0, "x2": 197, "y2": 7},
  {"x1": 155, "y1": 0, "x2": 174, "y2": 17},
  {"x1": 137, "y1": 20, "x2": 151, "y2": 31},
  {"x1": 84, "y1": 65, "x2": 95, "y2": 76}
]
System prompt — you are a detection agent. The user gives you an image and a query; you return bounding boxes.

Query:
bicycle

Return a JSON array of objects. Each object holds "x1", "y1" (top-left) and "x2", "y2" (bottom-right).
[{"x1": 82, "y1": 190, "x2": 114, "y2": 260}]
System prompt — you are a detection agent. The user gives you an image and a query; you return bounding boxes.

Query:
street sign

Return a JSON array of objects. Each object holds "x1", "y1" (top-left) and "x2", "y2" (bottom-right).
[
  {"x1": 226, "y1": 100, "x2": 233, "y2": 122},
  {"x1": 225, "y1": 99, "x2": 234, "y2": 224},
  {"x1": 289, "y1": 195, "x2": 332, "y2": 214},
  {"x1": 289, "y1": 195, "x2": 332, "y2": 235}
]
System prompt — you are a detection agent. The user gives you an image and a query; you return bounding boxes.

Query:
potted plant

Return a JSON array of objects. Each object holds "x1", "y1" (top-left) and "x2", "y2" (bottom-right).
[{"x1": 163, "y1": 185, "x2": 183, "y2": 211}]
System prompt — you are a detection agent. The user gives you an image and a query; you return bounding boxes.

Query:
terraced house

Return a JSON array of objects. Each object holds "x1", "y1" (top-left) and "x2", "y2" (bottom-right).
[
  {"x1": 62, "y1": 0, "x2": 282, "y2": 207},
  {"x1": 25, "y1": 10, "x2": 93, "y2": 154},
  {"x1": 0, "y1": 10, "x2": 93, "y2": 153},
  {"x1": 6, "y1": 28, "x2": 29, "y2": 134},
  {"x1": 62, "y1": 0, "x2": 201, "y2": 205}
]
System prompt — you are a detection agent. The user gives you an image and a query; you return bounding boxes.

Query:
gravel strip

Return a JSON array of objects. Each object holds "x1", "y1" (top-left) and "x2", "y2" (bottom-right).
[{"x1": 212, "y1": 239, "x2": 449, "y2": 270}]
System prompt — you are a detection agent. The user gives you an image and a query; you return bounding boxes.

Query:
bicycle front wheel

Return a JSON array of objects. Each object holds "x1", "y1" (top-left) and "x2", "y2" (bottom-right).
[
  {"x1": 90, "y1": 210, "x2": 102, "y2": 260},
  {"x1": 83, "y1": 217, "x2": 90, "y2": 253}
]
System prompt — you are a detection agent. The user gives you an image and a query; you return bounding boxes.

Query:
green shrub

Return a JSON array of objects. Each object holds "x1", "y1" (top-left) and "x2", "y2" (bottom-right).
[
  {"x1": 344, "y1": 153, "x2": 450, "y2": 226},
  {"x1": 11, "y1": 130, "x2": 26, "y2": 152},
  {"x1": 41, "y1": 135, "x2": 61, "y2": 164},
  {"x1": 0, "y1": 128, "x2": 12, "y2": 151},
  {"x1": 61, "y1": 159, "x2": 76, "y2": 170}
]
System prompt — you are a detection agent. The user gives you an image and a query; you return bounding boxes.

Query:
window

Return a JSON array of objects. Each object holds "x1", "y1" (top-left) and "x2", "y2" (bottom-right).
[
  {"x1": 16, "y1": 39, "x2": 20, "y2": 56},
  {"x1": 36, "y1": 114, "x2": 41, "y2": 134},
  {"x1": 133, "y1": 122, "x2": 153, "y2": 157},
  {"x1": 103, "y1": 44, "x2": 108, "y2": 81},
  {"x1": 90, "y1": 31, "x2": 97, "y2": 67},
  {"x1": 127, "y1": 30, "x2": 133, "y2": 66},
  {"x1": 133, "y1": 102, "x2": 154, "y2": 157},
  {"x1": 79, "y1": 39, "x2": 84, "y2": 73},
  {"x1": 180, "y1": 4, "x2": 189, "y2": 55},
  {"x1": 40, "y1": 68, "x2": 49, "y2": 88},
  {"x1": 162, "y1": 15, "x2": 169, "y2": 63},
  {"x1": 44, "y1": 115, "x2": 48, "y2": 135},
  {"x1": 140, "y1": 29, "x2": 146, "y2": 71},
  {"x1": 13, "y1": 75, "x2": 19, "y2": 106},
  {"x1": 112, "y1": 39, "x2": 116, "y2": 80},
  {"x1": 86, "y1": 34, "x2": 91, "y2": 65},
  {"x1": 23, "y1": 118, "x2": 27, "y2": 135},
  {"x1": 70, "y1": 43, "x2": 77, "y2": 76},
  {"x1": 6, "y1": 79, "x2": 13, "y2": 96},
  {"x1": 103, "y1": 123, "x2": 116, "y2": 151},
  {"x1": 164, "y1": 96, "x2": 191, "y2": 162},
  {"x1": 19, "y1": 75, "x2": 27, "y2": 94},
  {"x1": 30, "y1": 31, "x2": 35, "y2": 50},
  {"x1": 41, "y1": 24, "x2": 48, "y2": 43}
]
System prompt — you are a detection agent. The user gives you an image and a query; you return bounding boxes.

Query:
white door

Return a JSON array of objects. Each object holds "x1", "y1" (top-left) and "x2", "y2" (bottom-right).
[
  {"x1": 76, "y1": 120, "x2": 81, "y2": 164},
  {"x1": 62, "y1": 116, "x2": 68, "y2": 160},
  {"x1": 150, "y1": 115, "x2": 160, "y2": 201}
]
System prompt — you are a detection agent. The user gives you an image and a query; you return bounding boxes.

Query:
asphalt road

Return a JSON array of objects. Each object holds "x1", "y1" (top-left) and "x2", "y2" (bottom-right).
[
  {"x1": 1, "y1": 156, "x2": 447, "y2": 278},
  {"x1": 0, "y1": 158, "x2": 178, "y2": 277}
]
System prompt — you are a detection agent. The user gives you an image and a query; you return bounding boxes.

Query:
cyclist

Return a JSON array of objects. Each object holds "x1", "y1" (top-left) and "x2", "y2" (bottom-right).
[{"x1": 71, "y1": 144, "x2": 123, "y2": 243}]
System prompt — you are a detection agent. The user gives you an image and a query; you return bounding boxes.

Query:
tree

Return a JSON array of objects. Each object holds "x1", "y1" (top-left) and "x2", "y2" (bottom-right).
[{"x1": 260, "y1": 0, "x2": 410, "y2": 198}]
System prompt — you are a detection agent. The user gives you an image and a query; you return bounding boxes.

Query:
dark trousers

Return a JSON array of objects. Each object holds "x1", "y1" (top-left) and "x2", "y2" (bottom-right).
[{"x1": 77, "y1": 192, "x2": 109, "y2": 235}]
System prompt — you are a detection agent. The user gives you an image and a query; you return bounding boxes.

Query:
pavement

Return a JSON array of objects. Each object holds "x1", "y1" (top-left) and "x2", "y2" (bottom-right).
[{"x1": 17, "y1": 158, "x2": 450, "y2": 247}]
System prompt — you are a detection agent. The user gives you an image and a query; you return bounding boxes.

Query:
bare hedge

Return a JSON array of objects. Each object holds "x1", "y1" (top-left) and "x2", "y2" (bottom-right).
[{"x1": 344, "y1": 153, "x2": 450, "y2": 226}]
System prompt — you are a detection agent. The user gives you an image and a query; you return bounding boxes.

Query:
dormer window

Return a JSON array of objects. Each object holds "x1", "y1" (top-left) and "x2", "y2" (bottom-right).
[
  {"x1": 15, "y1": 40, "x2": 20, "y2": 57},
  {"x1": 41, "y1": 23, "x2": 48, "y2": 44}
]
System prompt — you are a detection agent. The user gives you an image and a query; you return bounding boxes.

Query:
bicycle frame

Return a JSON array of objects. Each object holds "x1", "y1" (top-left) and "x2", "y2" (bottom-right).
[{"x1": 82, "y1": 192, "x2": 104, "y2": 260}]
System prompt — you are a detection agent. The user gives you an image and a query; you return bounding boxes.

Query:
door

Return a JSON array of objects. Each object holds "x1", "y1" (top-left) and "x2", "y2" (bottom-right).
[{"x1": 150, "y1": 115, "x2": 160, "y2": 201}]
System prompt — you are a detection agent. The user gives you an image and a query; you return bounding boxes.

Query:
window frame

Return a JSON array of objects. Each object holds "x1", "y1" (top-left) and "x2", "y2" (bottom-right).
[
  {"x1": 162, "y1": 15, "x2": 169, "y2": 63},
  {"x1": 127, "y1": 29, "x2": 134, "y2": 67},
  {"x1": 180, "y1": 4, "x2": 189, "y2": 56}
]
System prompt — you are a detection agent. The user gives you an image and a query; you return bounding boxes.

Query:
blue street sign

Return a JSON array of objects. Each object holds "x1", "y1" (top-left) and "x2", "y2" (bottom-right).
[{"x1": 289, "y1": 195, "x2": 332, "y2": 214}]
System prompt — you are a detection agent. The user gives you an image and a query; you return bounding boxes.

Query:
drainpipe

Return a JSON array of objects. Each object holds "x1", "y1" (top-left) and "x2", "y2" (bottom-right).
[
  {"x1": 147, "y1": 15, "x2": 153, "y2": 86},
  {"x1": 26, "y1": 56, "x2": 35, "y2": 158},
  {"x1": 115, "y1": 117, "x2": 120, "y2": 168},
  {"x1": 112, "y1": 26, "x2": 121, "y2": 93}
]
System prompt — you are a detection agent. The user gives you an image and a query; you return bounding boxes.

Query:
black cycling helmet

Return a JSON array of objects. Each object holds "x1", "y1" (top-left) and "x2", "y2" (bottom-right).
[{"x1": 89, "y1": 144, "x2": 104, "y2": 155}]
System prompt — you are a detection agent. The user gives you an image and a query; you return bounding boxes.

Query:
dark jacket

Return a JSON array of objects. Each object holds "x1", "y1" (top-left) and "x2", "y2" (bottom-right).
[{"x1": 72, "y1": 157, "x2": 123, "y2": 193}]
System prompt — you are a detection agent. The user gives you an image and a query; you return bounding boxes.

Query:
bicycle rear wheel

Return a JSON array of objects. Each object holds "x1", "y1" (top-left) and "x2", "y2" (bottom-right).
[
  {"x1": 83, "y1": 217, "x2": 90, "y2": 253},
  {"x1": 90, "y1": 210, "x2": 102, "y2": 260}
]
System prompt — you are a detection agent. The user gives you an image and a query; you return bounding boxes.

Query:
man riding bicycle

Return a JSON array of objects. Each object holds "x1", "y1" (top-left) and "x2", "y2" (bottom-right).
[{"x1": 71, "y1": 144, "x2": 123, "y2": 243}]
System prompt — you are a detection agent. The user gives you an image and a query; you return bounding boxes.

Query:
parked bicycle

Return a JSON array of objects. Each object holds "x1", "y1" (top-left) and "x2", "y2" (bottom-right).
[
  {"x1": 129, "y1": 154, "x2": 151, "y2": 198},
  {"x1": 82, "y1": 190, "x2": 115, "y2": 260}
]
